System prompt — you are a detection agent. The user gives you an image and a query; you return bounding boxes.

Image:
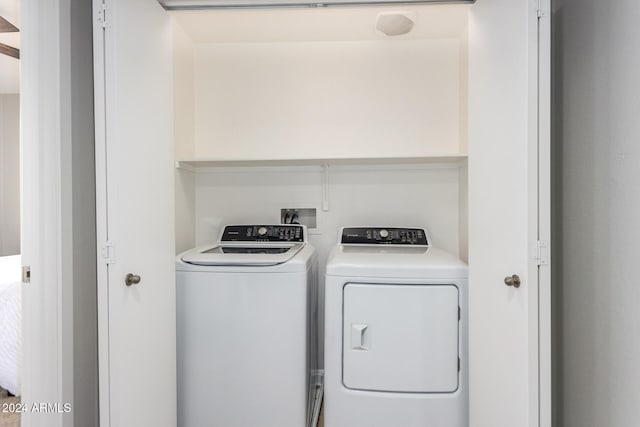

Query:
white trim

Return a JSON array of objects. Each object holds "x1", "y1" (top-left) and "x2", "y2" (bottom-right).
[
  {"x1": 158, "y1": 0, "x2": 475, "y2": 10},
  {"x1": 175, "y1": 155, "x2": 469, "y2": 171},
  {"x1": 59, "y1": 3, "x2": 75, "y2": 426},
  {"x1": 21, "y1": 1, "x2": 65, "y2": 426},
  {"x1": 527, "y1": 0, "x2": 551, "y2": 426},
  {"x1": 92, "y1": 0, "x2": 111, "y2": 425},
  {"x1": 536, "y1": 0, "x2": 552, "y2": 425},
  {"x1": 176, "y1": 162, "x2": 467, "y2": 175},
  {"x1": 527, "y1": 0, "x2": 540, "y2": 426}
]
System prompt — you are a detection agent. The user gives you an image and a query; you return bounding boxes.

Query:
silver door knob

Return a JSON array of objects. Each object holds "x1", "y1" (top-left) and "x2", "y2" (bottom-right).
[
  {"x1": 125, "y1": 273, "x2": 141, "y2": 286},
  {"x1": 504, "y1": 274, "x2": 521, "y2": 288}
]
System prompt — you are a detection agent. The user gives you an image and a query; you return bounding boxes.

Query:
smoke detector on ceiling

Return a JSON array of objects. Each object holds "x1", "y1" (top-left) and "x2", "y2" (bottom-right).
[{"x1": 375, "y1": 12, "x2": 416, "y2": 37}]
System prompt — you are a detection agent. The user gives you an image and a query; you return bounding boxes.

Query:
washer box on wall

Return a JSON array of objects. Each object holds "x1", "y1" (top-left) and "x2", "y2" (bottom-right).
[{"x1": 281, "y1": 208, "x2": 317, "y2": 229}]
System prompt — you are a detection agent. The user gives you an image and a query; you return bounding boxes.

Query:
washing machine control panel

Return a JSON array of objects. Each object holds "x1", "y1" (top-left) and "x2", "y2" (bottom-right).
[
  {"x1": 341, "y1": 227, "x2": 428, "y2": 245},
  {"x1": 221, "y1": 225, "x2": 305, "y2": 242}
]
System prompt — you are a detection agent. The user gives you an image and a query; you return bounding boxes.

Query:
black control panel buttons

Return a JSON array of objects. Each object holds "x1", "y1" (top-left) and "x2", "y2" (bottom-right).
[
  {"x1": 222, "y1": 225, "x2": 305, "y2": 242},
  {"x1": 341, "y1": 227, "x2": 428, "y2": 245}
]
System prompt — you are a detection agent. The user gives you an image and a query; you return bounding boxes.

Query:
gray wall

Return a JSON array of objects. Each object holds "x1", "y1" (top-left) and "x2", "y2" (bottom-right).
[
  {"x1": 61, "y1": 0, "x2": 99, "y2": 425},
  {"x1": 0, "y1": 94, "x2": 20, "y2": 256},
  {"x1": 552, "y1": 1, "x2": 640, "y2": 426},
  {"x1": 70, "y1": 0, "x2": 99, "y2": 424}
]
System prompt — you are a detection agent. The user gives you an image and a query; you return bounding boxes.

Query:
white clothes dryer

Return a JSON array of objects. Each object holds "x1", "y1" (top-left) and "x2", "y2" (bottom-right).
[
  {"x1": 324, "y1": 227, "x2": 468, "y2": 427},
  {"x1": 176, "y1": 224, "x2": 319, "y2": 427}
]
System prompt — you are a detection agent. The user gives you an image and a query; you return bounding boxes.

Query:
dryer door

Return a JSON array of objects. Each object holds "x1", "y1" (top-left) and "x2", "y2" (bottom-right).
[{"x1": 343, "y1": 283, "x2": 459, "y2": 393}]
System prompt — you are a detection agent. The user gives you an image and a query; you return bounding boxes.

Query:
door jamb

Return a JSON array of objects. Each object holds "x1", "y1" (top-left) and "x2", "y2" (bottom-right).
[
  {"x1": 528, "y1": 0, "x2": 551, "y2": 426},
  {"x1": 92, "y1": 0, "x2": 112, "y2": 425},
  {"x1": 535, "y1": 0, "x2": 552, "y2": 426}
]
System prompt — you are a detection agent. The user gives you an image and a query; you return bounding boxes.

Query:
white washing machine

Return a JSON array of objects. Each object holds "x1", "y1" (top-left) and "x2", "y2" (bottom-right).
[
  {"x1": 176, "y1": 224, "x2": 320, "y2": 427},
  {"x1": 324, "y1": 227, "x2": 468, "y2": 427}
]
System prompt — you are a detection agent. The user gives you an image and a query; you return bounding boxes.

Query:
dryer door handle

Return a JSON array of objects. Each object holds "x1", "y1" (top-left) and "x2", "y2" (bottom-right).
[{"x1": 351, "y1": 324, "x2": 369, "y2": 351}]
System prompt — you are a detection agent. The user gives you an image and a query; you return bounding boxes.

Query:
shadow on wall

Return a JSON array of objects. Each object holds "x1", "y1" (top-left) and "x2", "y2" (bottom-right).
[{"x1": 552, "y1": 0, "x2": 640, "y2": 426}]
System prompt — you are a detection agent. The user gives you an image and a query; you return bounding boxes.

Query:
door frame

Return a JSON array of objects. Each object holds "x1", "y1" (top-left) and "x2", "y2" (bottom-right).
[
  {"x1": 21, "y1": 1, "x2": 552, "y2": 426},
  {"x1": 21, "y1": 1, "x2": 99, "y2": 426},
  {"x1": 21, "y1": 1, "x2": 74, "y2": 426},
  {"x1": 92, "y1": 0, "x2": 112, "y2": 424},
  {"x1": 527, "y1": 0, "x2": 551, "y2": 426},
  {"x1": 532, "y1": 0, "x2": 552, "y2": 426}
]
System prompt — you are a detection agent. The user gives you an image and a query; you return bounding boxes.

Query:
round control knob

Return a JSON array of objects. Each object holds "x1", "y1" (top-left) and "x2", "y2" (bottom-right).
[
  {"x1": 379, "y1": 229, "x2": 389, "y2": 238},
  {"x1": 258, "y1": 227, "x2": 268, "y2": 236}
]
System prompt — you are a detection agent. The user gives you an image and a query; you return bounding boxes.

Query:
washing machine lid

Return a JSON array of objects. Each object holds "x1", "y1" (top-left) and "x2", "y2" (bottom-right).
[{"x1": 181, "y1": 224, "x2": 307, "y2": 266}]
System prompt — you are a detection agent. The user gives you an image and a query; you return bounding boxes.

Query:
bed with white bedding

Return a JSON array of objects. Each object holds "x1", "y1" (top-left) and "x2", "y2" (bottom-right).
[{"x1": 0, "y1": 255, "x2": 21, "y2": 396}]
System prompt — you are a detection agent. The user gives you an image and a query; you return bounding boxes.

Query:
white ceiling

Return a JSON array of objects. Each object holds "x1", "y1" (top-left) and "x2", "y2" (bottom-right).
[
  {"x1": 0, "y1": 3, "x2": 469, "y2": 94},
  {"x1": 0, "y1": 0, "x2": 19, "y2": 94},
  {"x1": 171, "y1": 4, "x2": 469, "y2": 43}
]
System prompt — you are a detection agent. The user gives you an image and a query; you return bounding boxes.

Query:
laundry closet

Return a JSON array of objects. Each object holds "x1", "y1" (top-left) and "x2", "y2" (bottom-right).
[{"x1": 92, "y1": 0, "x2": 550, "y2": 426}]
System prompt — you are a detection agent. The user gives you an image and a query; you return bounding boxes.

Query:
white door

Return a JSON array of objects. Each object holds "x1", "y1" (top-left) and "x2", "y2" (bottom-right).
[
  {"x1": 342, "y1": 283, "x2": 459, "y2": 393},
  {"x1": 93, "y1": 0, "x2": 176, "y2": 426},
  {"x1": 468, "y1": 0, "x2": 550, "y2": 427}
]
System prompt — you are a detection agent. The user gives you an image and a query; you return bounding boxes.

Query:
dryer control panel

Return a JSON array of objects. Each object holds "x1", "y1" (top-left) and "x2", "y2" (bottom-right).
[
  {"x1": 341, "y1": 227, "x2": 429, "y2": 246},
  {"x1": 221, "y1": 225, "x2": 305, "y2": 242}
]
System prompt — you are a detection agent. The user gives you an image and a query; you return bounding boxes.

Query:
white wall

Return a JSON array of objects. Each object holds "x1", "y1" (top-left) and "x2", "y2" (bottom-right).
[
  {"x1": 172, "y1": 7, "x2": 471, "y2": 253},
  {"x1": 0, "y1": 94, "x2": 20, "y2": 256},
  {"x1": 193, "y1": 164, "x2": 462, "y2": 253},
  {"x1": 553, "y1": 0, "x2": 640, "y2": 425},
  {"x1": 192, "y1": 39, "x2": 465, "y2": 160},
  {"x1": 21, "y1": 0, "x2": 68, "y2": 424},
  {"x1": 171, "y1": 4, "x2": 470, "y2": 371},
  {"x1": 173, "y1": 22, "x2": 196, "y2": 254}
]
